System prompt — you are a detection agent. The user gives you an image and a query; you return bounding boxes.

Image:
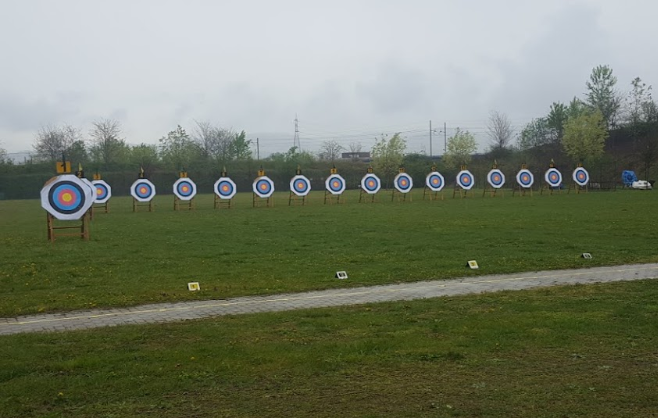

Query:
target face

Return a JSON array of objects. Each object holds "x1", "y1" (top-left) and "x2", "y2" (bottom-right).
[
  {"x1": 487, "y1": 169, "x2": 505, "y2": 189},
  {"x1": 173, "y1": 178, "x2": 197, "y2": 201},
  {"x1": 544, "y1": 168, "x2": 563, "y2": 187},
  {"x1": 130, "y1": 179, "x2": 156, "y2": 202},
  {"x1": 92, "y1": 180, "x2": 112, "y2": 204},
  {"x1": 40, "y1": 174, "x2": 95, "y2": 221},
  {"x1": 456, "y1": 170, "x2": 475, "y2": 190},
  {"x1": 425, "y1": 171, "x2": 445, "y2": 192},
  {"x1": 253, "y1": 176, "x2": 275, "y2": 198},
  {"x1": 214, "y1": 177, "x2": 237, "y2": 200},
  {"x1": 361, "y1": 173, "x2": 381, "y2": 194},
  {"x1": 573, "y1": 167, "x2": 589, "y2": 187},
  {"x1": 290, "y1": 175, "x2": 311, "y2": 197},
  {"x1": 325, "y1": 174, "x2": 346, "y2": 195},
  {"x1": 394, "y1": 173, "x2": 413, "y2": 193},
  {"x1": 516, "y1": 169, "x2": 534, "y2": 188}
]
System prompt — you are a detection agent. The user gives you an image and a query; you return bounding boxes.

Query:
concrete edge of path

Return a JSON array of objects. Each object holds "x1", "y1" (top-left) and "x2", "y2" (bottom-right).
[{"x1": 1, "y1": 263, "x2": 657, "y2": 336}]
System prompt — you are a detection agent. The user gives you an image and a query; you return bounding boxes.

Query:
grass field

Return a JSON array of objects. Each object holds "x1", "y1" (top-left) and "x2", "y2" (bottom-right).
[
  {"x1": 1, "y1": 280, "x2": 657, "y2": 417},
  {"x1": 1, "y1": 189, "x2": 657, "y2": 317}
]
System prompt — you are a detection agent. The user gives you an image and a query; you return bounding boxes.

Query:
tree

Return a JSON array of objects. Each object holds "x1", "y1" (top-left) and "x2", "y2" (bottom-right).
[
  {"x1": 486, "y1": 111, "x2": 513, "y2": 156},
  {"x1": 318, "y1": 140, "x2": 344, "y2": 161},
  {"x1": 0, "y1": 142, "x2": 8, "y2": 164},
  {"x1": 129, "y1": 143, "x2": 160, "y2": 170},
  {"x1": 33, "y1": 125, "x2": 80, "y2": 162},
  {"x1": 586, "y1": 65, "x2": 621, "y2": 128},
  {"x1": 567, "y1": 97, "x2": 587, "y2": 120},
  {"x1": 562, "y1": 110, "x2": 608, "y2": 163},
  {"x1": 159, "y1": 125, "x2": 201, "y2": 170},
  {"x1": 546, "y1": 102, "x2": 568, "y2": 143},
  {"x1": 518, "y1": 118, "x2": 552, "y2": 150},
  {"x1": 68, "y1": 140, "x2": 88, "y2": 165},
  {"x1": 443, "y1": 128, "x2": 477, "y2": 169},
  {"x1": 89, "y1": 119, "x2": 128, "y2": 167},
  {"x1": 348, "y1": 142, "x2": 363, "y2": 161},
  {"x1": 230, "y1": 130, "x2": 252, "y2": 160},
  {"x1": 371, "y1": 133, "x2": 406, "y2": 187}
]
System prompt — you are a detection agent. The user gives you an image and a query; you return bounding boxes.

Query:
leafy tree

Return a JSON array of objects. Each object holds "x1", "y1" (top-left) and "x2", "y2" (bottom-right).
[
  {"x1": 567, "y1": 97, "x2": 587, "y2": 120},
  {"x1": 371, "y1": 132, "x2": 406, "y2": 187},
  {"x1": 89, "y1": 119, "x2": 128, "y2": 167},
  {"x1": 518, "y1": 118, "x2": 552, "y2": 150},
  {"x1": 443, "y1": 128, "x2": 476, "y2": 169},
  {"x1": 486, "y1": 111, "x2": 513, "y2": 157},
  {"x1": 0, "y1": 142, "x2": 8, "y2": 165},
  {"x1": 68, "y1": 140, "x2": 89, "y2": 165},
  {"x1": 129, "y1": 143, "x2": 160, "y2": 170},
  {"x1": 546, "y1": 102, "x2": 568, "y2": 142},
  {"x1": 33, "y1": 125, "x2": 80, "y2": 162},
  {"x1": 318, "y1": 140, "x2": 344, "y2": 161},
  {"x1": 586, "y1": 65, "x2": 621, "y2": 128},
  {"x1": 159, "y1": 125, "x2": 201, "y2": 170},
  {"x1": 562, "y1": 110, "x2": 608, "y2": 163},
  {"x1": 230, "y1": 130, "x2": 252, "y2": 160}
]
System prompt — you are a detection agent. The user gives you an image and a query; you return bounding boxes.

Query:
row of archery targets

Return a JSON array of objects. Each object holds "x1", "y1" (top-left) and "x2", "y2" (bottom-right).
[{"x1": 40, "y1": 160, "x2": 591, "y2": 241}]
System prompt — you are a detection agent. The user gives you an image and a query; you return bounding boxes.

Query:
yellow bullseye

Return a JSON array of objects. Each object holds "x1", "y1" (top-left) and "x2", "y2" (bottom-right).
[{"x1": 61, "y1": 193, "x2": 72, "y2": 203}]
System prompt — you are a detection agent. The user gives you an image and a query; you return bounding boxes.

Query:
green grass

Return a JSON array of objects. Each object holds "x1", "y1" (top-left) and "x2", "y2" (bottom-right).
[
  {"x1": 1, "y1": 280, "x2": 657, "y2": 417},
  {"x1": 1, "y1": 189, "x2": 657, "y2": 316}
]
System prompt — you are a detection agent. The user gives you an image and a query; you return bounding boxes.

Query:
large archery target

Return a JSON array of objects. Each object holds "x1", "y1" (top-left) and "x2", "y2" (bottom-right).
[
  {"x1": 40, "y1": 174, "x2": 95, "y2": 221},
  {"x1": 544, "y1": 168, "x2": 563, "y2": 188},
  {"x1": 487, "y1": 169, "x2": 505, "y2": 189},
  {"x1": 173, "y1": 178, "x2": 197, "y2": 201},
  {"x1": 361, "y1": 173, "x2": 381, "y2": 194},
  {"x1": 214, "y1": 177, "x2": 237, "y2": 200},
  {"x1": 290, "y1": 175, "x2": 311, "y2": 197},
  {"x1": 253, "y1": 176, "x2": 275, "y2": 198},
  {"x1": 573, "y1": 167, "x2": 589, "y2": 187},
  {"x1": 131, "y1": 179, "x2": 156, "y2": 202},
  {"x1": 456, "y1": 170, "x2": 475, "y2": 190},
  {"x1": 394, "y1": 173, "x2": 413, "y2": 193},
  {"x1": 325, "y1": 174, "x2": 346, "y2": 195},
  {"x1": 425, "y1": 172, "x2": 445, "y2": 192},
  {"x1": 516, "y1": 169, "x2": 534, "y2": 188},
  {"x1": 92, "y1": 180, "x2": 112, "y2": 204}
]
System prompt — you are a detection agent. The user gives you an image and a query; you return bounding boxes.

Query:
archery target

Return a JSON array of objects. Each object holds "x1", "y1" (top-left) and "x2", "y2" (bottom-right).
[
  {"x1": 131, "y1": 179, "x2": 156, "y2": 202},
  {"x1": 573, "y1": 167, "x2": 589, "y2": 187},
  {"x1": 40, "y1": 174, "x2": 95, "y2": 221},
  {"x1": 92, "y1": 180, "x2": 112, "y2": 204},
  {"x1": 214, "y1": 177, "x2": 237, "y2": 200},
  {"x1": 544, "y1": 168, "x2": 563, "y2": 188},
  {"x1": 394, "y1": 172, "x2": 413, "y2": 193},
  {"x1": 425, "y1": 171, "x2": 445, "y2": 192},
  {"x1": 516, "y1": 169, "x2": 534, "y2": 188},
  {"x1": 325, "y1": 174, "x2": 346, "y2": 195},
  {"x1": 456, "y1": 170, "x2": 475, "y2": 190},
  {"x1": 253, "y1": 176, "x2": 275, "y2": 198},
  {"x1": 487, "y1": 169, "x2": 505, "y2": 189},
  {"x1": 361, "y1": 173, "x2": 381, "y2": 194},
  {"x1": 173, "y1": 178, "x2": 197, "y2": 201},
  {"x1": 290, "y1": 175, "x2": 311, "y2": 197}
]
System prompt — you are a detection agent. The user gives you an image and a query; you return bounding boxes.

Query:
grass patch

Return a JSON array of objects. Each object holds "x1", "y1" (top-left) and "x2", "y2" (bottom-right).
[
  {"x1": 1, "y1": 189, "x2": 657, "y2": 316},
  {"x1": 1, "y1": 280, "x2": 657, "y2": 417}
]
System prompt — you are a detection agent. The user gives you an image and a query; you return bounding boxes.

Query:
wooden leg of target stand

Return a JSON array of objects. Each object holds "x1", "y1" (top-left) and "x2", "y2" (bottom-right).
[
  {"x1": 47, "y1": 213, "x2": 54, "y2": 242},
  {"x1": 81, "y1": 212, "x2": 89, "y2": 241}
]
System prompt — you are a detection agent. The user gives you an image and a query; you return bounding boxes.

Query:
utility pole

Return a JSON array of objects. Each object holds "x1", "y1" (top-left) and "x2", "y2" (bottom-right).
[
  {"x1": 444, "y1": 122, "x2": 447, "y2": 154},
  {"x1": 256, "y1": 138, "x2": 260, "y2": 161},
  {"x1": 429, "y1": 120, "x2": 432, "y2": 157},
  {"x1": 293, "y1": 114, "x2": 301, "y2": 151}
]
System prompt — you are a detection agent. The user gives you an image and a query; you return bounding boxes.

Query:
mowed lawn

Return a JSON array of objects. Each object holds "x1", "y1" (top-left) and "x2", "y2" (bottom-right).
[
  {"x1": 1, "y1": 189, "x2": 657, "y2": 316},
  {"x1": 1, "y1": 280, "x2": 657, "y2": 418}
]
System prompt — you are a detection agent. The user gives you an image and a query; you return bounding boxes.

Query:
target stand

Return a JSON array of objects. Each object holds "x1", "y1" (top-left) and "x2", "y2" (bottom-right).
[
  {"x1": 568, "y1": 165, "x2": 589, "y2": 194},
  {"x1": 214, "y1": 194, "x2": 232, "y2": 209},
  {"x1": 391, "y1": 168, "x2": 413, "y2": 202},
  {"x1": 91, "y1": 173, "x2": 110, "y2": 217},
  {"x1": 424, "y1": 168, "x2": 445, "y2": 200},
  {"x1": 541, "y1": 162, "x2": 563, "y2": 196},
  {"x1": 174, "y1": 196, "x2": 194, "y2": 211},
  {"x1": 289, "y1": 167, "x2": 310, "y2": 206},
  {"x1": 47, "y1": 212, "x2": 90, "y2": 242},
  {"x1": 512, "y1": 184, "x2": 533, "y2": 197},
  {"x1": 253, "y1": 169, "x2": 275, "y2": 208},
  {"x1": 359, "y1": 167, "x2": 380, "y2": 203},
  {"x1": 483, "y1": 162, "x2": 505, "y2": 198},
  {"x1": 453, "y1": 166, "x2": 475, "y2": 198},
  {"x1": 324, "y1": 167, "x2": 345, "y2": 205},
  {"x1": 512, "y1": 164, "x2": 534, "y2": 197},
  {"x1": 423, "y1": 187, "x2": 444, "y2": 200},
  {"x1": 214, "y1": 169, "x2": 236, "y2": 209},
  {"x1": 131, "y1": 169, "x2": 156, "y2": 212},
  {"x1": 133, "y1": 198, "x2": 154, "y2": 212},
  {"x1": 289, "y1": 191, "x2": 306, "y2": 206},
  {"x1": 173, "y1": 171, "x2": 196, "y2": 211}
]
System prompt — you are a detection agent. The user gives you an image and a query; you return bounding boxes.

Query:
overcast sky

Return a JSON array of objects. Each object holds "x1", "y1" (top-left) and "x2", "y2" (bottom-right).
[{"x1": 1, "y1": 0, "x2": 657, "y2": 158}]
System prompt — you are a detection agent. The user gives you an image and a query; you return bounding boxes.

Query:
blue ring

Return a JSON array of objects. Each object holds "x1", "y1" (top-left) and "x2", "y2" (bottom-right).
[
  {"x1": 217, "y1": 180, "x2": 234, "y2": 197},
  {"x1": 135, "y1": 182, "x2": 153, "y2": 198},
  {"x1": 176, "y1": 180, "x2": 194, "y2": 197},
  {"x1": 363, "y1": 175, "x2": 379, "y2": 191},
  {"x1": 256, "y1": 179, "x2": 272, "y2": 194}
]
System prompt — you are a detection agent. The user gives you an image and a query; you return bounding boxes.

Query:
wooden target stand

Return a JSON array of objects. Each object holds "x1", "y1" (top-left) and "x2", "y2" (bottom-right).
[
  {"x1": 173, "y1": 171, "x2": 195, "y2": 211},
  {"x1": 133, "y1": 198, "x2": 154, "y2": 212},
  {"x1": 540, "y1": 161, "x2": 561, "y2": 196},
  {"x1": 453, "y1": 165, "x2": 473, "y2": 199},
  {"x1": 324, "y1": 167, "x2": 343, "y2": 204},
  {"x1": 391, "y1": 167, "x2": 412, "y2": 202},
  {"x1": 214, "y1": 168, "x2": 233, "y2": 209},
  {"x1": 253, "y1": 169, "x2": 274, "y2": 208},
  {"x1": 45, "y1": 159, "x2": 90, "y2": 242},
  {"x1": 512, "y1": 164, "x2": 533, "y2": 197},
  {"x1": 423, "y1": 187, "x2": 444, "y2": 201},
  {"x1": 289, "y1": 166, "x2": 306, "y2": 206},
  {"x1": 359, "y1": 166, "x2": 377, "y2": 203},
  {"x1": 483, "y1": 162, "x2": 504, "y2": 197},
  {"x1": 568, "y1": 183, "x2": 588, "y2": 194},
  {"x1": 90, "y1": 173, "x2": 109, "y2": 218}
]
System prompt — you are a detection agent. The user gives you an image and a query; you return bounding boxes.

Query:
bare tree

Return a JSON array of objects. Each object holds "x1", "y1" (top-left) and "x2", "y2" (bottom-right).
[
  {"x1": 33, "y1": 125, "x2": 80, "y2": 162},
  {"x1": 487, "y1": 111, "x2": 513, "y2": 154},
  {"x1": 89, "y1": 119, "x2": 127, "y2": 166},
  {"x1": 318, "y1": 140, "x2": 344, "y2": 161},
  {"x1": 193, "y1": 120, "x2": 235, "y2": 163},
  {"x1": 348, "y1": 141, "x2": 363, "y2": 161}
]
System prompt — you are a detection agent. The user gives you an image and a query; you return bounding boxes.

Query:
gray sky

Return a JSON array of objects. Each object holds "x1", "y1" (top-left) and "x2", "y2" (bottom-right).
[{"x1": 1, "y1": 0, "x2": 657, "y2": 157}]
